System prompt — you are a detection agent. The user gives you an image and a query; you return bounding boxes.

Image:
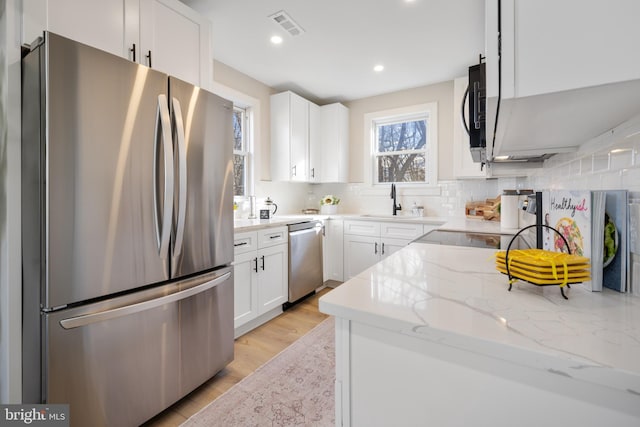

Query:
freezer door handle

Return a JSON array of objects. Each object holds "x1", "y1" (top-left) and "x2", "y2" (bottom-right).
[
  {"x1": 171, "y1": 97, "x2": 187, "y2": 257},
  {"x1": 153, "y1": 94, "x2": 174, "y2": 259},
  {"x1": 59, "y1": 272, "x2": 231, "y2": 329}
]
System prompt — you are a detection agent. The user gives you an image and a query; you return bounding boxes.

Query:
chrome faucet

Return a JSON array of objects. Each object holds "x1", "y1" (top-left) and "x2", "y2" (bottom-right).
[{"x1": 390, "y1": 183, "x2": 402, "y2": 216}]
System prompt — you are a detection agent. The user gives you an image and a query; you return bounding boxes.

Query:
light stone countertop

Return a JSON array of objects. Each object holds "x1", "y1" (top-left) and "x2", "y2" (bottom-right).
[
  {"x1": 233, "y1": 216, "x2": 311, "y2": 232},
  {"x1": 234, "y1": 213, "x2": 448, "y2": 232},
  {"x1": 319, "y1": 242, "x2": 640, "y2": 396}
]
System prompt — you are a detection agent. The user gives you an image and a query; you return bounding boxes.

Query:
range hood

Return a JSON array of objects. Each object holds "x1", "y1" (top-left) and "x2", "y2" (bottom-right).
[{"x1": 486, "y1": 78, "x2": 640, "y2": 163}]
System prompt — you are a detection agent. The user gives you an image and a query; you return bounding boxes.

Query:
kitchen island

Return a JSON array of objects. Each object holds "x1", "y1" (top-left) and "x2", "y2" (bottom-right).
[{"x1": 319, "y1": 243, "x2": 640, "y2": 426}]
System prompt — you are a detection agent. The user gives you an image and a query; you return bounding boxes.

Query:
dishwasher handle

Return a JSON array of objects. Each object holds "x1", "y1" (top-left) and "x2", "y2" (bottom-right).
[{"x1": 288, "y1": 226, "x2": 321, "y2": 238}]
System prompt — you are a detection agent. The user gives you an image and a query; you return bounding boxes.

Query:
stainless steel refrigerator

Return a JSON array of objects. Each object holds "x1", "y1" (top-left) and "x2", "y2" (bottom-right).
[{"x1": 21, "y1": 32, "x2": 234, "y2": 426}]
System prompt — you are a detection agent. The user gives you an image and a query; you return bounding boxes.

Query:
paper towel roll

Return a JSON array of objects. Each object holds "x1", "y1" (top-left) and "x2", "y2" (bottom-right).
[{"x1": 501, "y1": 195, "x2": 519, "y2": 229}]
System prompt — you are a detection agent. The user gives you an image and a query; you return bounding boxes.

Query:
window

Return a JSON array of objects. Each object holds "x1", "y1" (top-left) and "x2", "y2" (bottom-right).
[
  {"x1": 233, "y1": 106, "x2": 249, "y2": 196},
  {"x1": 374, "y1": 115, "x2": 427, "y2": 183},
  {"x1": 365, "y1": 103, "x2": 438, "y2": 186}
]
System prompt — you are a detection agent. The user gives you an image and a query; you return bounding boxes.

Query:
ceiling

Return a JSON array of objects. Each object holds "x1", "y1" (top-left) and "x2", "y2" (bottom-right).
[{"x1": 180, "y1": 0, "x2": 485, "y2": 104}]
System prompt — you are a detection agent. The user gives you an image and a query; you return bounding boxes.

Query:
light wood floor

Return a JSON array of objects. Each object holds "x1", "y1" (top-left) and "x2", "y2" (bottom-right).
[{"x1": 142, "y1": 287, "x2": 332, "y2": 427}]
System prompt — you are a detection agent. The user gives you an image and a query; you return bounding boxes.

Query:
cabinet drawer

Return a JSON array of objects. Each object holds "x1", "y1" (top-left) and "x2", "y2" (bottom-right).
[
  {"x1": 234, "y1": 231, "x2": 257, "y2": 255},
  {"x1": 258, "y1": 226, "x2": 288, "y2": 249},
  {"x1": 343, "y1": 220, "x2": 380, "y2": 237},
  {"x1": 380, "y1": 222, "x2": 424, "y2": 240}
]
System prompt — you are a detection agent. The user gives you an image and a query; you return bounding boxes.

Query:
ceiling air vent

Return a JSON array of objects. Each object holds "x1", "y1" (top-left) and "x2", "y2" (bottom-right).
[{"x1": 268, "y1": 10, "x2": 305, "y2": 37}]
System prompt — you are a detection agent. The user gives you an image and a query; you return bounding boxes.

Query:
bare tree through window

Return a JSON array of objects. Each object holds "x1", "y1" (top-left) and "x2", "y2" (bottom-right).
[
  {"x1": 233, "y1": 108, "x2": 246, "y2": 196},
  {"x1": 375, "y1": 118, "x2": 427, "y2": 183}
]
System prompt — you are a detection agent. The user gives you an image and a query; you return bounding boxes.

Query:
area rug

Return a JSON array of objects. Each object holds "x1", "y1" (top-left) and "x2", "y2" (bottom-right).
[{"x1": 182, "y1": 317, "x2": 335, "y2": 427}]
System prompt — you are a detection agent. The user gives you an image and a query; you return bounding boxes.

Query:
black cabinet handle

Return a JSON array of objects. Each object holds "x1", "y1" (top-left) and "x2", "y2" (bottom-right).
[
  {"x1": 146, "y1": 50, "x2": 152, "y2": 68},
  {"x1": 130, "y1": 43, "x2": 136, "y2": 62},
  {"x1": 374, "y1": 242, "x2": 378, "y2": 254},
  {"x1": 382, "y1": 242, "x2": 385, "y2": 255},
  {"x1": 234, "y1": 242, "x2": 248, "y2": 247},
  {"x1": 260, "y1": 255, "x2": 265, "y2": 271},
  {"x1": 253, "y1": 257, "x2": 258, "y2": 273}
]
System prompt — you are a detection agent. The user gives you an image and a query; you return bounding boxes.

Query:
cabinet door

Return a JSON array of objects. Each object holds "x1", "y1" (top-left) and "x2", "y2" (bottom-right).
[
  {"x1": 289, "y1": 93, "x2": 309, "y2": 181},
  {"x1": 270, "y1": 92, "x2": 292, "y2": 181},
  {"x1": 380, "y1": 238, "x2": 410, "y2": 260},
  {"x1": 309, "y1": 102, "x2": 322, "y2": 182},
  {"x1": 344, "y1": 235, "x2": 379, "y2": 280},
  {"x1": 323, "y1": 219, "x2": 344, "y2": 282},
  {"x1": 233, "y1": 251, "x2": 258, "y2": 328},
  {"x1": 320, "y1": 103, "x2": 349, "y2": 183},
  {"x1": 139, "y1": 0, "x2": 211, "y2": 88},
  {"x1": 257, "y1": 244, "x2": 288, "y2": 314},
  {"x1": 512, "y1": 0, "x2": 640, "y2": 98},
  {"x1": 44, "y1": 0, "x2": 130, "y2": 59}
]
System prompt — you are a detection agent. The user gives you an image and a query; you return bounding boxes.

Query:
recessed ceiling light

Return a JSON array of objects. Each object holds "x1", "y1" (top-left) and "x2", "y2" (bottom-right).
[
  {"x1": 373, "y1": 64, "x2": 384, "y2": 72},
  {"x1": 270, "y1": 35, "x2": 283, "y2": 45}
]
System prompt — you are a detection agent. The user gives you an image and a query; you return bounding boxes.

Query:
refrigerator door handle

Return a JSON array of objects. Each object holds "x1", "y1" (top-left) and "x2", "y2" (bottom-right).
[
  {"x1": 59, "y1": 271, "x2": 231, "y2": 330},
  {"x1": 153, "y1": 94, "x2": 174, "y2": 258},
  {"x1": 171, "y1": 97, "x2": 187, "y2": 257}
]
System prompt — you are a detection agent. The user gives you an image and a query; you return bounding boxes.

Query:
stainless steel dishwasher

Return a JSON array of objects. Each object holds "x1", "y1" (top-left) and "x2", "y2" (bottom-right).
[{"x1": 286, "y1": 220, "x2": 324, "y2": 307}]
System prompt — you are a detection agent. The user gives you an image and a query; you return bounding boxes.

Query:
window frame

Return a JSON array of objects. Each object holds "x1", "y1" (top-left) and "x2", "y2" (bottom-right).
[{"x1": 364, "y1": 103, "x2": 438, "y2": 187}]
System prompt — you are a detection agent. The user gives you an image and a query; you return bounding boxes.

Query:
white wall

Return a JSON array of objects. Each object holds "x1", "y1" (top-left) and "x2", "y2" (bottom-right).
[
  {"x1": 344, "y1": 80, "x2": 455, "y2": 183},
  {"x1": 0, "y1": 0, "x2": 23, "y2": 404}
]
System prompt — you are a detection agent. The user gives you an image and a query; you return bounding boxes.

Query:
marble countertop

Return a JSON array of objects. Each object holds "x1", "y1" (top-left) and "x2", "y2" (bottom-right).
[
  {"x1": 233, "y1": 216, "x2": 312, "y2": 232},
  {"x1": 234, "y1": 213, "x2": 448, "y2": 232},
  {"x1": 319, "y1": 242, "x2": 640, "y2": 395}
]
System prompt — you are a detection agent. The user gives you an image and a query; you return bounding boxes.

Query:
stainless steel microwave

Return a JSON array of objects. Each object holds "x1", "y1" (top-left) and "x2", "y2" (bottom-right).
[{"x1": 463, "y1": 62, "x2": 486, "y2": 164}]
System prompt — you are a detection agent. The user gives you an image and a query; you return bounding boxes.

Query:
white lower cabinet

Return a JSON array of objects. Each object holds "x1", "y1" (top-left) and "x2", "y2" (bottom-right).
[
  {"x1": 344, "y1": 234, "x2": 379, "y2": 280},
  {"x1": 255, "y1": 244, "x2": 288, "y2": 313},
  {"x1": 233, "y1": 227, "x2": 288, "y2": 336},
  {"x1": 233, "y1": 250, "x2": 258, "y2": 327},
  {"x1": 343, "y1": 220, "x2": 424, "y2": 280},
  {"x1": 323, "y1": 218, "x2": 344, "y2": 282}
]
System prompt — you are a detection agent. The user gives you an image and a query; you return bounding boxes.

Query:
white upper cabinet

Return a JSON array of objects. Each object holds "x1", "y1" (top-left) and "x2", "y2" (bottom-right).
[
  {"x1": 271, "y1": 91, "x2": 310, "y2": 182},
  {"x1": 138, "y1": 0, "x2": 211, "y2": 88},
  {"x1": 271, "y1": 91, "x2": 350, "y2": 183},
  {"x1": 485, "y1": 0, "x2": 640, "y2": 159},
  {"x1": 308, "y1": 102, "x2": 322, "y2": 183},
  {"x1": 319, "y1": 103, "x2": 349, "y2": 183},
  {"x1": 23, "y1": 0, "x2": 211, "y2": 88},
  {"x1": 34, "y1": 0, "x2": 130, "y2": 58},
  {"x1": 503, "y1": 0, "x2": 640, "y2": 99}
]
